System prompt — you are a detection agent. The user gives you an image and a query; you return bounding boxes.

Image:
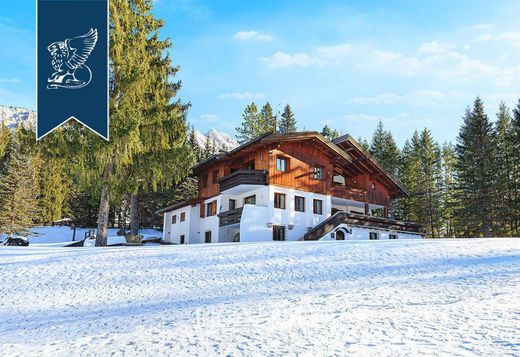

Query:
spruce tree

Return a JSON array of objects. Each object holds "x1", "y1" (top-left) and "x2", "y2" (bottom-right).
[
  {"x1": 260, "y1": 102, "x2": 277, "y2": 133},
  {"x1": 278, "y1": 104, "x2": 297, "y2": 133},
  {"x1": 236, "y1": 102, "x2": 260, "y2": 143},
  {"x1": 417, "y1": 128, "x2": 442, "y2": 237},
  {"x1": 440, "y1": 142, "x2": 458, "y2": 237},
  {"x1": 70, "y1": 0, "x2": 191, "y2": 245},
  {"x1": 494, "y1": 102, "x2": 517, "y2": 236},
  {"x1": 395, "y1": 132, "x2": 421, "y2": 222},
  {"x1": 455, "y1": 98, "x2": 497, "y2": 237},
  {"x1": 0, "y1": 137, "x2": 38, "y2": 237},
  {"x1": 321, "y1": 125, "x2": 340, "y2": 140},
  {"x1": 369, "y1": 120, "x2": 400, "y2": 177},
  {"x1": 511, "y1": 99, "x2": 520, "y2": 235},
  {"x1": 0, "y1": 125, "x2": 11, "y2": 171}
]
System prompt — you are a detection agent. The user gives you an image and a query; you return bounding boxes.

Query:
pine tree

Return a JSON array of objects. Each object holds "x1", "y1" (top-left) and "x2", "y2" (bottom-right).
[
  {"x1": 71, "y1": 0, "x2": 191, "y2": 245},
  {"x1": 417, "y1": 128, "x2": 442, "y2": 237},
  {"x1": 395, "y1": 132, "x2": 421, "y2": 222},
  {"x1": 0, "y1": 137, "x2": 38, "y2": 237},
  {"x1": 369, "y1": 120, "x2": 400, "y2": 177},
  {"x1": 440, "y1": 142, "x2": 458, "y2": 237},
  {"x1": 187, "y1": 124, "x2": 202, "y2": 162},
  {"x1": 236, "y1": 102, "x2": 260, "y2": 143},
  {"x1": 0, "y1": 125, "x2": 11, "y2": 171},
  {"x1": 494, "y1": 102, "x2": 517, "y2": 236},
  {"x1": 511, "y1": 99, "x2": 520, "y2": 235},
  {"x1": 357, "y1": 137, "x2": 370, "y2": 152},
  {"x1": 455, "y1": 98, "x2": 497, "y2": 237},
  {"x1": 321, "y1": 125, "x2": 340, "y2": 140},
  {"x1": 260, "y1": 102, "x2": 277, "y2": 133},
  {"x1": 278, "y1": 104, "x2": 297, "y2": 133}
]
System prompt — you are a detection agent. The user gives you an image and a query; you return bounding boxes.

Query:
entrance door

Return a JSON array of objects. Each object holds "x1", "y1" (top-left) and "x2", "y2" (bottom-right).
[{"x1": 336, "y1": 230, "x2": 345, "y2": 240}]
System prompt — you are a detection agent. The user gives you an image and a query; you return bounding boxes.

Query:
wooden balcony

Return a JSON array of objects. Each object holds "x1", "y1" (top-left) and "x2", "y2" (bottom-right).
[
  {"x1": 218, "y1": 207, "x2": 243, "y2": 226},
  {"x1": 218, "y1": 170, "x2": 268, "y2": 192},
  {"x1": 331, "y1": 184, "x2": 367, "y2": 202}
]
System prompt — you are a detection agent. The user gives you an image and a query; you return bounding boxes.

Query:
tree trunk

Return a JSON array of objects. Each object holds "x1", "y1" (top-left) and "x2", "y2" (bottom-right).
[
  {"x1": 96, "y1": 186, "x2": 110, "y2": 246},
  {"x1": 130, "y1": 194, "x2": 139, "y2": 235}
]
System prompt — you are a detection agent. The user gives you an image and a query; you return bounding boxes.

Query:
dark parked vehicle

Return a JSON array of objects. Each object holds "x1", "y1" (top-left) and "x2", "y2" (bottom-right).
[{"x1": 2, "y1": 237, "x2": 29, "y2": 246}]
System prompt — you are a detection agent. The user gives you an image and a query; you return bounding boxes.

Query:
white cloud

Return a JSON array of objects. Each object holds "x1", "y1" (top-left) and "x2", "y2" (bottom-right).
[
  {"x1": 0, "y1": 78, "x2": 20, "y2": 83},
  {"x1": 234, "y1": 31, "x2": 273, "y2": 42},
  {"x1": 200, "y1": 113, "x2": 219, "y2": 122},
  {"x1": 473, "y1": 24, "x2": 494, "y2": 31},
  {"x1": 474, "y1": 31, "x2": 520, "y2": 48},
  {"x1": 260, "y1": 43, "x2": 351, "y2": 68},
  {"x1": 219, "y1": 91, "x2": 265, "y2": 100},
  {"x1": 348, "y1": 90, "x2": 454, "y2": 106},
  {"x1": 260, "y1": 51, "x2": 324, "y2": 68},
  {"x1": 418, "y1": 41, "x2": 455, "y2": 54}
]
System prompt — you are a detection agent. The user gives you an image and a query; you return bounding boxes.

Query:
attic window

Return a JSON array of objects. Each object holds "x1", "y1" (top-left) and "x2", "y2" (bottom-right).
[{"x1": 276, "y1": 157, "x2": 288, "y2": 172}]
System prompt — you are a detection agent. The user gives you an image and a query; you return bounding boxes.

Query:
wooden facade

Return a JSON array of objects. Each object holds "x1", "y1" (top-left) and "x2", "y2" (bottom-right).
[{"x1": 192, "y1": 132, "x2": 407, "y2": 211}]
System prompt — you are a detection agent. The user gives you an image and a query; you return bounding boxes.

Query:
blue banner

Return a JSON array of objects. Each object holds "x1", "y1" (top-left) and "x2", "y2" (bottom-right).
[{"x1": 37, "y1": 0, "x2": 109, "y2": 140}]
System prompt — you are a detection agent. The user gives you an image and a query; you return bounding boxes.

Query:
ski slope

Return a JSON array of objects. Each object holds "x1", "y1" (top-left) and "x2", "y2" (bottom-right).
[{"x1": 0, "y1": 239, "x2": 519, "y2": 356}]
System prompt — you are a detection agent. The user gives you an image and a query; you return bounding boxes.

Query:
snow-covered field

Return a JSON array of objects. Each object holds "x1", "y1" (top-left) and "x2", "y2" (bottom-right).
[{"x1": 0, "y1": 239, "x2": 519, "y2": 356}]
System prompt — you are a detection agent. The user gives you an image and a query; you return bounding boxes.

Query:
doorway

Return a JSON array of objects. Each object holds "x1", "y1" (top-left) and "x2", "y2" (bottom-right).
[{"x1": 335, "y1": 229, "x2": 345, "y2": 240}]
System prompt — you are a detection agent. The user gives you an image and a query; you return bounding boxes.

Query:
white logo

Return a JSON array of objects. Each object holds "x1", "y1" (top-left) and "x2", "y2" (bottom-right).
[{"x1": 47, "y1": 28, "x2": 98, "y2": 90}]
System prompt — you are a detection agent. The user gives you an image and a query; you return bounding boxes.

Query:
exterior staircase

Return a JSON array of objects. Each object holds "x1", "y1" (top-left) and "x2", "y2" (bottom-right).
[{"x1": 301, "y1": 211, "x2": 350, "y2": 241}]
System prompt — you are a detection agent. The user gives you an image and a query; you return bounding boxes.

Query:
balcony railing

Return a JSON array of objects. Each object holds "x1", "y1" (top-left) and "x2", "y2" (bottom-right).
[
  {"x1": 218, "y1": 207, "x2": 243, "y2": 226},
  {"x1": 331, "y1": 184, "x2": 367, "y2": 202},
  {"x1": 218, "y1": 170, "x2": 268, "y2": 192}
]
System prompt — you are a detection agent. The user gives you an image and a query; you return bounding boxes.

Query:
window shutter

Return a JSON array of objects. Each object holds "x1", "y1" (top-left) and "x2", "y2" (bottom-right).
[
  {"x1": 211, "y1": 201, "x2": 217, "y2": 216},
  {"x1": 200, "y1": 204, "x2": 205, "y2": 218}
]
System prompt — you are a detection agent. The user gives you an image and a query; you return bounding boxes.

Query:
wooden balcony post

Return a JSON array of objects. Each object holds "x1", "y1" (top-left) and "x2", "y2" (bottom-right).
[{"x1": 364, "y1": 202, "x2": 369, "y2": 216}]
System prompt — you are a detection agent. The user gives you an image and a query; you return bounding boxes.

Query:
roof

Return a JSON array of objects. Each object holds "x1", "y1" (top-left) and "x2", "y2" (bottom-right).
[
  {"x1": 192, "y1": 131, "x2": 354, "y2": 174},
  {"x1": 332, "y1": 134, "x2": 409, "y2": 197},
  {"x1": 155, "y1": 197, "x2": 204, "y2": 215}
]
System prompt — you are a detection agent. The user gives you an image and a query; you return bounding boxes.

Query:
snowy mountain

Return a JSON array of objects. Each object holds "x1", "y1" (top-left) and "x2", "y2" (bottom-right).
[
  {"x1": 0, "y1": 105, "x2": 239, "y2": 151},
  {"x1": 195, "y1": 128, "x2": 239, "y2": 151},
  {"x1": 0, "y1": 105, "x2": 35, "y2": 129}
]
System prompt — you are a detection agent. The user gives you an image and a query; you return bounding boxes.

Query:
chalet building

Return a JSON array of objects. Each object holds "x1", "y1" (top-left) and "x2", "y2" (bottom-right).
[{"x1": 156, "y1": 132, "x2": 423, "y2": 244}]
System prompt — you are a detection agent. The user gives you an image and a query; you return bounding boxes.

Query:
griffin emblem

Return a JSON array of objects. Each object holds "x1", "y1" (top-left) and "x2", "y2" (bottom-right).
[{"x1": 47, "y1": 28, "x2": 98, "y2": 90}]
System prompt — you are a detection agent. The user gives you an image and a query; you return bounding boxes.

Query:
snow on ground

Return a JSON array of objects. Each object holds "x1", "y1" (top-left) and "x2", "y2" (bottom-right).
[
  {"x1": 0, "y1": 227, "x2": 163, "y2": 246},
  {"x1": 0, "y1": 239, "x2": 519, "y2": 356}
]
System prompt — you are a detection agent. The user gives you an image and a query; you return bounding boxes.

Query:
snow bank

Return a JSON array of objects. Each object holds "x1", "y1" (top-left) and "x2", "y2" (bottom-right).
[{"x1": 0, "y1": 239, "x2": 519, "y2": 356}]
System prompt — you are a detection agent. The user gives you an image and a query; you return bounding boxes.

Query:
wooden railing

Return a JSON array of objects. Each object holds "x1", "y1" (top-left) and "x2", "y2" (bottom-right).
[
  {"x1": 331, "y1": 184, "x2": 367, "y2": 202},
  {"x1": 218, "y1": 207, "x2": 244, "y2": 226},
  {"x1": 218, "y1": 170, "x2": 268, "y2": 192}
]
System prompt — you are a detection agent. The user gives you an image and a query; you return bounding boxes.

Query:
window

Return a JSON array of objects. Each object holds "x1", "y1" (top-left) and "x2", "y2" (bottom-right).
[
  {"x1": 245, "y1": 160, "x2": 255, "y2": 170},
  {"x1": 201, "y1": 175, "x2": 208, "y2": 188},
  {"x1": 273, "y1": 225, "x2": 286, "y2": 241},
  {"x1": 313, "y1": 166, "x2": 324, "y2": 180},
  {"x1": 206, "y1": 201, "x2": 217, "y2": 217},
  {"x1": 205, "y1": 231, "x2": 212, "y2": 243},
  {"x1": 212, "y1": 170, "x2": 219, "y2": 184},
  {"x1": 276, "y1": 157, "x2": 288, "y2": 172},
  {"x1": 229, "y1": 199, "x2": 236, "y2": 210},
  {"x1": 274, "y1": 193, "x2": 286, "y2": 209},
  {"x1": 180, "y1": 235, "x2": 185, "y2": 244},
  {"x1": 369, "y1": 232, "x2": 379, "y2": 240},
  {"x1": 295, "y1": 196, "x2": 305, "y2": 212},
  {"x1": 244, "y1": 195, "x2": 256, "y2": 205},
  {"x1": 313, "y1": 199, "x2": 323, "y2": 214},
  {"x1": 389, "y1": 234, "x2": 398, "y2": 240},
  {"x1": 180, "y1": 212, "x2": 185, "y2": 222},
  {"x1": 172, "y1": 215, "x2": 177, "y2": 224}
]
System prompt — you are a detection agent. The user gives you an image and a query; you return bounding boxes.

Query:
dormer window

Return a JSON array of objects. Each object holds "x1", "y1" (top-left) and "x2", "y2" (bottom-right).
[{"x1": 276, "y1": 156, "x2": 288, "y2": 172}]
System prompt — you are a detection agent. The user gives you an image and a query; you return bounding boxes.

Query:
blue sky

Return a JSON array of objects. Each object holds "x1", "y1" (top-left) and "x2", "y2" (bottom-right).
[{"x1": 1, "y1": 1, "x2": 519, "y2": 145}]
